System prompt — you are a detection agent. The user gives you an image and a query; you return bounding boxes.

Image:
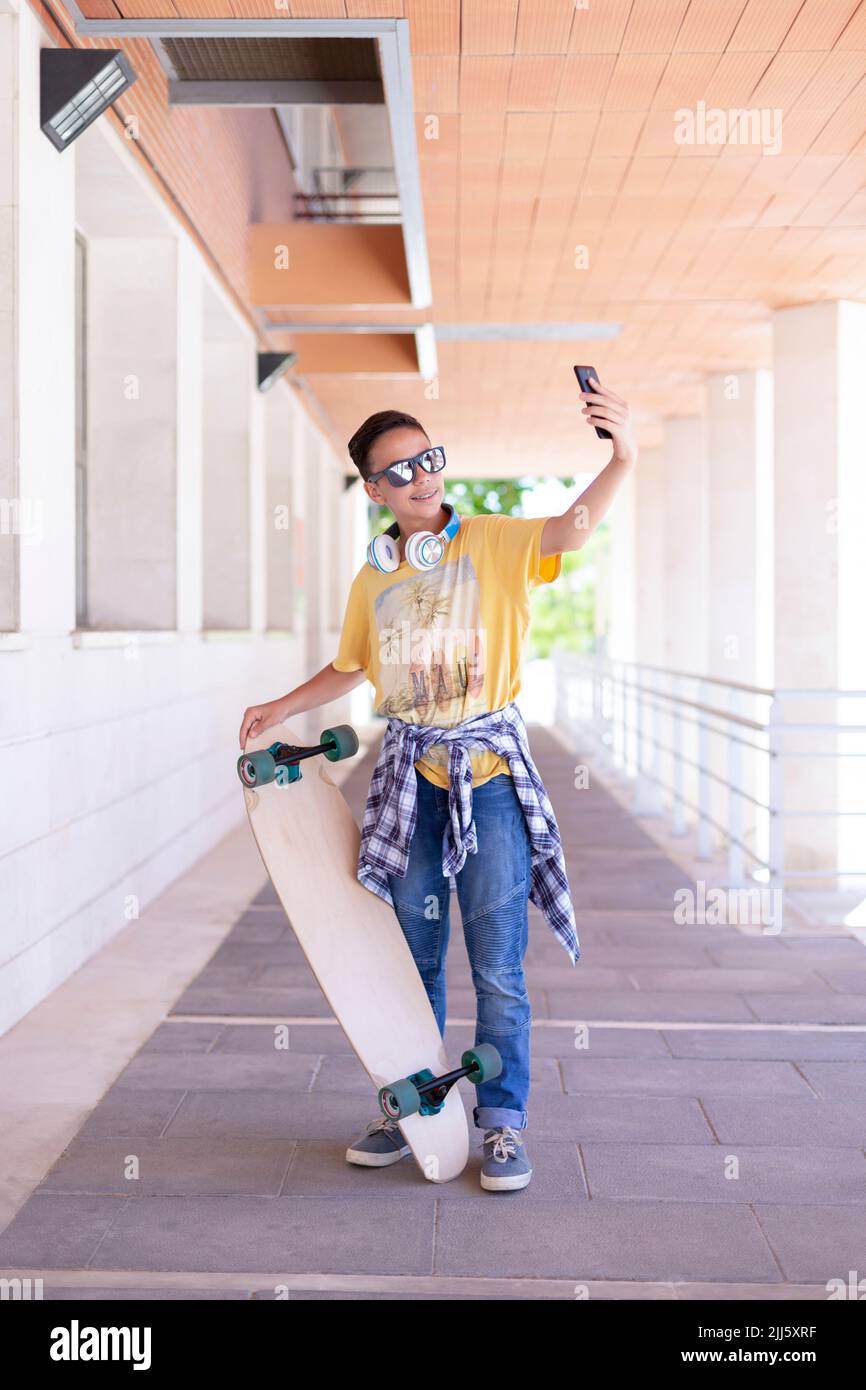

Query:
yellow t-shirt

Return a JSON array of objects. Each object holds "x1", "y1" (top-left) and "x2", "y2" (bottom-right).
[{"x1": 333, "y1": 513, "x2": 562, "y2": 788}]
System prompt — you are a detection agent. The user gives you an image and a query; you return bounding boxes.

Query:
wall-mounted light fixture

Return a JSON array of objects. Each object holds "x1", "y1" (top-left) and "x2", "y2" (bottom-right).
[
  {"x1": 40, "y1": 48, "x2": 136, "y2": 152},
  {"x1": 257, "y1": 352, "x2": 298, "y2": 392}
]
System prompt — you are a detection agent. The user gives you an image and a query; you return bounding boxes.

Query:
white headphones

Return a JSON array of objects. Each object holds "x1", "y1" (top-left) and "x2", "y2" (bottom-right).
[{"x1": 366, "y1": 503, "x2": 461, "y2": 574}]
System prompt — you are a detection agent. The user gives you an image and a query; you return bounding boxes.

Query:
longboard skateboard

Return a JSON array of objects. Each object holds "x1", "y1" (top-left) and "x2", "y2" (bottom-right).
[{"x1": 237, "y1": 723, "x2": 501, "y2": 1184}]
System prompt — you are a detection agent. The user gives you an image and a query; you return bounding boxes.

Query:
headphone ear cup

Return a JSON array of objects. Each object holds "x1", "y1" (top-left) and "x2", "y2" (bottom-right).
[
  {"x1": 367, "y1": 532, "x2": 400, "y2": 573},
  {"x1": 405, "y1": 530, "x2": 445, "y2": 571}
]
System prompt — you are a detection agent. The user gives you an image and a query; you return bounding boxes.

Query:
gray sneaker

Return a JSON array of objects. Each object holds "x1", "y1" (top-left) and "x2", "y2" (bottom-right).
[
  {"x1": 480, "y1": 1126, "x2": 532, "y2": 1191},
  {"x1": 345, "y1": 1116, "x2": 411, "y2": 1168}
]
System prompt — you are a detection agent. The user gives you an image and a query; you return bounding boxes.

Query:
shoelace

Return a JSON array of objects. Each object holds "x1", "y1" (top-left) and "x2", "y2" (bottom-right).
[
  {"x1": 365, "y1": 1116, "x2": 400, "y2": 1137},
  {"x1": 486, "y1": 1126, "x2": 524, "y2": 1163}
]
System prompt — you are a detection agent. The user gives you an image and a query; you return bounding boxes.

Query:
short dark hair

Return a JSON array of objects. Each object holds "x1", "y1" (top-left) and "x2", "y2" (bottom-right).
[{"x1": 348, "y1": 410, "x2": 427, "y2": 478}]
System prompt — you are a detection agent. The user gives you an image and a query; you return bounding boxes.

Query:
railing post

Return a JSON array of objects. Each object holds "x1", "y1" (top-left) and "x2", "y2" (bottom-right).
[
  {"x1": 669, "y1": 673, "x2": 685, "y2": 835},
  {"x1": 592, "y1": 650, "x2": 608, "y2": 764},
  {"x1": 767, "y1": 695, "x2": 785, "y2": 934},
  {"x1": 727, "y1": 687, "x2": 744, "y2": 886},
  {"x1": 696, "y1": 679, "x2": 712, "y2": 859},
  {"x1": 631, "y1": 665, "x2": 662, "y2": 816},
  {"x1": 615, "y1": 661, "x2": 626, "y2": 773}
]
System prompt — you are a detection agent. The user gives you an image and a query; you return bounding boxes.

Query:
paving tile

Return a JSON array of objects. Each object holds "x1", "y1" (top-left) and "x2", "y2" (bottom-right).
[
  {"x1": 630, "y1": 967, "x2": 827, "y2": 993},
  {"x1": 210, "y1": 941, "x2": 308, "y2": 968},
  {"x1": 138, "y1": 1023, "x2": 224, "y2": 1055},
  {"x1": 546, "y1": 990, "x2": 756, "y2": 1022},
  {"x1": 226, "y1": 917, "x2": 288, "y2": 943},
  {"x1": 795, "y1": 1062, "x2": 866, "y2": 1101},
  {"x1": 535, "y1": 942, "x2": 717, "y2": 968},
  {"x1": 560, "y1": 1057, "x2": 811, "y2": 1099},
  {"x1": 524, "y1": 965, "x2": 636, "y2": 990},
  {"x1": 662, "y1": 1028, "x2": 866, "y2": 1062},
  {"x1": 43, "y1": 1138, "x2": 296, "y2": 1197},
  {"x1": 164, "y1": 1089, "x2": 389, "y2": 1143},
  {"x1": 0, "y1": 1195, "x2": 125, "y2": 1268},
  {"x1": 581, "y1": 1143, "x2": 866, "y2": 1204},
  {"x1": 170, "y1": 985, "x2": 331, "y2": 1018},
  {"x1": 246, "y1": 963, "x2": 333, "y2": 990},
  {"x1": 75, "y1": 1090, "x2": 187, "y2": 1141},
  {"x1": 93, "y1": 1196, "x2": 434, "y2": 1275},
  {"x1": 112, "y1": 1052, "x2": 318, "y2": 1092},
  {"x1": 520, "y1": 1025, "x2": 671, "y2": 1058},
  {"x1": 703, "y1": 1096, "x2": 866, "y2": 1147},
  {"x1": 753, "y1": 1204, "x2": 866, "y2": 1284},
  {"x1": 435, "y1": 1199, "x2": 780, "y2": 1282},
  {"x1": 814, "y1": 969, "x2": 866, "y2": 995},
  {"x1": 744, "y1": 994, "x2": 866, "y2": 1024},
  {"x1": 707, "y1": 939, "x2": 865, "y2": 970},
  {"x1": 777, "y1": 937, "x2": 866, "y2": 962},
  {"x1": 211, "y1": 1023, "x2": 352, "y2": 1055},
  {"x1": 183, "y1": 963, "x2": 266, "y2": 988},
  {"x1": 526, "y1": 1093, "x2": 715, "y2": 1144},
  {"x1": 251, "y1": 885, "x2": 279, "y2": 907}
]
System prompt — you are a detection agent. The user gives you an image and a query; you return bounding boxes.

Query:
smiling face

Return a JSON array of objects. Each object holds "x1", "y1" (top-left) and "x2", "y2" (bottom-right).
[{"x1": 363, "y1": 425, "x2": 447, "y2": 533}]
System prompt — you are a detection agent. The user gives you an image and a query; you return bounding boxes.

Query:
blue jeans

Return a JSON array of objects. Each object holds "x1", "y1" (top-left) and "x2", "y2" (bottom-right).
[{"x1": 387, "y1": 769, "x2": 532, "y2": 1132}]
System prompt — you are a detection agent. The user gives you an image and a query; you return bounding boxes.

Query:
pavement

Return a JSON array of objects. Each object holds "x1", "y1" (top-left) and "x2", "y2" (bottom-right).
[{"x1": 1, "y1": 725, "x2": 864, "y2": 1300}]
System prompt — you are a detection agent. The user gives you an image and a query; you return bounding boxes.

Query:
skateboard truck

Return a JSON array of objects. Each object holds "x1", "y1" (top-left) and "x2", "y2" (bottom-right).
[
  {"x1": 378, "y1": 1044, "x2": 502, "y2": 1120},
  {"x1": 237, "y1": 725, "x2": 359, "y2": 789}
]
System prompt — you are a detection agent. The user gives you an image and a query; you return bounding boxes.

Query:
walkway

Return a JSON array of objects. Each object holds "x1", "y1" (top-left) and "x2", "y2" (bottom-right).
[{"x1": 1, "y1": 727, "x2": 864, "y2": 1299}]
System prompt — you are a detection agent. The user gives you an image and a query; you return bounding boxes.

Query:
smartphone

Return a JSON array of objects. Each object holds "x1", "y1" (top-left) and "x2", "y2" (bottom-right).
[{"x1": 573, "y1": 364, "x2": 611, "y2": 440}]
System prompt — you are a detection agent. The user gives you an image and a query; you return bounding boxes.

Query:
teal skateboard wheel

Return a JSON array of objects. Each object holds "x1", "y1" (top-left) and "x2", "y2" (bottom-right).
[
  {"x1": 237, "y1": 750, "x2": 277, "y2": 788},
  {"x1": 378, "y1": 1077, "x2": 421, "y2": 1120},
  {"x1": 320, "y1": 724, "x2": 360, "y2": 762},
  {"x1": 461, "y1": 1044, "x2": 502, "y2": 1085}
]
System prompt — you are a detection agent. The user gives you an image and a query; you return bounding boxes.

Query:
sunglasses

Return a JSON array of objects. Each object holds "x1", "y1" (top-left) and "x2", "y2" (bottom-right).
[{"x1": 366, "y1": 445, "x2": 447, "y2": 489}]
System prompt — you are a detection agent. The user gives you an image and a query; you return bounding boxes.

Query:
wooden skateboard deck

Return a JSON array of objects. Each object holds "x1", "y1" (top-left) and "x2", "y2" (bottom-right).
[{"x1": 240, "y1": 722, "x2": 470, "y2": 1183}]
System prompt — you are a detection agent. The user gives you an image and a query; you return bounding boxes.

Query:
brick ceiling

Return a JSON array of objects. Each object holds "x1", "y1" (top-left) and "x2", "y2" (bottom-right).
[{"x1": 75, "y1": 0, "x2": 866, "y2": 476}]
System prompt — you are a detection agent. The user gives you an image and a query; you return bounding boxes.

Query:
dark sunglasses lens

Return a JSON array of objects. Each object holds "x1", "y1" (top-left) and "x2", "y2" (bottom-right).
[
  {"x1": 420, "y1": 448, "x2": 445, "y2": 473},
  {"x1": 385, "y1": 461, "x2": 414, "y2": 486}
]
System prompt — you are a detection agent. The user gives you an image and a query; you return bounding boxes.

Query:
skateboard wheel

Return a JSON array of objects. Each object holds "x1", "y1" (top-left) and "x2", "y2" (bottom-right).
[
  {"x1": 462, "y1": 1044, "x2": 502, "y2": 1085},
  {"x1": 378, "y1": 1077, "x2": 421, "y2": 1120},
  {"x1": 320, "y1": 724, "x2": 360, "y2": 762},
  {"x1": 237, "y1": 750, "x2": 277, "y2": 788}
]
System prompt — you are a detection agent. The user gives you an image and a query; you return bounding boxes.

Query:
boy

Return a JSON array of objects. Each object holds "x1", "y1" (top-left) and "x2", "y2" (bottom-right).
[{"x1": 239, "y1": 375, "x2": 636, "y2": 1191}]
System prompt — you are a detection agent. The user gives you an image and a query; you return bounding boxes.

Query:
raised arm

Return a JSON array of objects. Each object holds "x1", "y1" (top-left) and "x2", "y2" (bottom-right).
[{"x1": 541, "y1": 377, "x2": 638, "y2": 557}]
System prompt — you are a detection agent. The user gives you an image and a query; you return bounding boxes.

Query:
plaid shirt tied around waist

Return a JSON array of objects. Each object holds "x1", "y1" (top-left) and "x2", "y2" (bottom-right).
[{"x1": 357, "y1": 702, "x2": 579, "y2": 964}]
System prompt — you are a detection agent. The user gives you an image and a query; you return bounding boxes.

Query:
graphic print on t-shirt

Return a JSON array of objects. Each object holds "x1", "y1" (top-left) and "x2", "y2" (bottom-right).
[{"x1": 373, "y1": 554, "x2": 487, "y2": 726}]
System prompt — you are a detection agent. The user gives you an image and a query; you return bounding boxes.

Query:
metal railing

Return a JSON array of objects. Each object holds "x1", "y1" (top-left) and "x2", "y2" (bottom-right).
[{"x1": 554, "y1": 653, "x2": 866, "y2": 929}]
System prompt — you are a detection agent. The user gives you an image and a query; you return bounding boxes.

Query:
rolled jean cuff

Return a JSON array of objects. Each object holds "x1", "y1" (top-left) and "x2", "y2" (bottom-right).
[{"x1": 474, "y1": 1105, "x2": 527, "y2": 1131}]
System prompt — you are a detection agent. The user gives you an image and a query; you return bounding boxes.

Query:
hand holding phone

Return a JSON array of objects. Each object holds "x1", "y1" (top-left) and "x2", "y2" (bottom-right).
[{"x1": 573, "y1": 364, "x2": 612, "y2": 440}]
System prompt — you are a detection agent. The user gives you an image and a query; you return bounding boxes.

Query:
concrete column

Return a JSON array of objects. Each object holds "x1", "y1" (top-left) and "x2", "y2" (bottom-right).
[
  {"x1": 633, "y1": 445, "x2": 665, "y2": 668},
  {"x1": 705, "y1": 370, "x2": 774, "y2": 869},
  {"x1": 202, "y1": 335, "x2": 251, "y2": 629},
  {"x1": 774, "y1": 300, "x2": 866, "y2": 881},
  {"x1": 305, "y1": 428, "x2": 332, "y2": 668},
  {"x1": 606, "y1": 465, "x2": 636, "y2": 664},
  {"x1": 289, "y1": 397, "x2": 308, "y2": 643},
  {"x1": 1, "y1": 12, "x2": 76, "y2": 634},
  {"x1": 661, "y1": 414, "x2": 709, "y2": 831},
  {"x1": 264, "y1": 385, "x2": 293, "y2": 630},
  {"x1": 706, "y1": 370, "x2": 773, "y2": 687},
  {"x1": 662, "y1": 411, "x2": 708, "y2": 675},
  {"x1": 175, "y1": 236, "x2": 203, "y2": 633},
  {"x1": 86, "y1": 237, "x2": 177, "y2": 630},
  {"x1": 249, "y1": 381, "x2": 266, "y2": 634}
]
